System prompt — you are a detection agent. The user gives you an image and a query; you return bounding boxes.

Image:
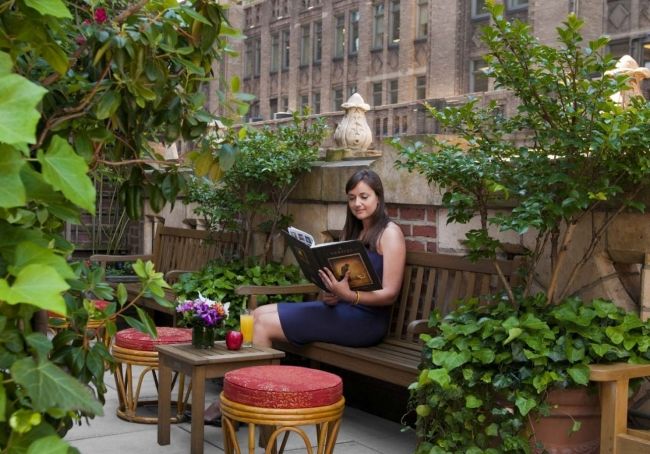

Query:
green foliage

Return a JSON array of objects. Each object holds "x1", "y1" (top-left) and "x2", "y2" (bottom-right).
[
  {"x1": 411, "y1": 296, "x2": 650, "y2": 453},
  {"x1": 392, "y1": 2, "x2": 650, "y2": 451},
  {"x1": 172, "y1": 260, "x2": 305, "y2": 336},
  {"x1": 187, "y1": 112, "x2": 328, "y2": 261},
  {"x1": 394, "y1": 3, "x2": 650, "y2": 303},
  {"x1": 0, "y1": 0, "x2": 237, "y2": 450}
]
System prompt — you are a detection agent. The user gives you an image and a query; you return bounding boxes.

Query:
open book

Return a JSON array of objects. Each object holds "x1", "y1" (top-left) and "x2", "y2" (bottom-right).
[{"x1": 283, "y1": 227, "x2": 382, "y2": 292}]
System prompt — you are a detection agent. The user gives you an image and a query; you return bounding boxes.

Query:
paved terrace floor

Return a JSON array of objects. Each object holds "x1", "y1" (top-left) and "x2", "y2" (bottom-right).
[{"x1": 66, "y1": 368, "x2": 417, "y2": 454}]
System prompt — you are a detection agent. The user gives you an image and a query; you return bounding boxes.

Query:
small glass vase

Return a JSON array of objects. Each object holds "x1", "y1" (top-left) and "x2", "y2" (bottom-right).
[{"x1": 192, "y1": 325, "x2": 216, "y2": 349}]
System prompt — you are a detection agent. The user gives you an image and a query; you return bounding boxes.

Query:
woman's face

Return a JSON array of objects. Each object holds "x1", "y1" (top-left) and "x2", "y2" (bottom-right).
[{"x1": 347, "y1": 181, "x2": 379, "y2": 222}]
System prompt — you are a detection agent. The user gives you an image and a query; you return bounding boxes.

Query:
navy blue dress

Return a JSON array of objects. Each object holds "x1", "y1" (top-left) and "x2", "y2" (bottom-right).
[{"x1": 277, "y1": 250, "x2": 391, "y2": 347}]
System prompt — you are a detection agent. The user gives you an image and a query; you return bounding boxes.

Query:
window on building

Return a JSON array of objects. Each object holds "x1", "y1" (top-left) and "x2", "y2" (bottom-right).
[
  {"x1": 507, "y1": 0, "x2": 528, "y2": 10},
  {"x1": 416, "y1": 0, "x2": 429, "y2": 39},
  {"x1": 470, "y1": 58, "x2": 488, "y2": 92},
  {"x1": 313, "y1": 21, "x2": 322, "y2": 63},
  {"x1": 270, "y1": 32, "x2": 280, "y2": 72},
  {"x1": 383, "y1": 117, "x2": 388, "y2": 135},
  {"x1": 244, "y1": 40, "x2": 254, "y2": 78},
  {"x1": 300, "y1": 25, "x2": 310, "y2": 66},
  {"x1": 281, "y1": 0, "x2": 289, "y2": 16},
  {"x1": 374, "y1": 118, "x2": 381, "y2": 137},
  {"x1": 312, "y1": 92, "x2": 321, "y2": 114},
  {"x1": 389, "y1": 1, "x2": 400, "y2": 45},
  {"x1": 608, "y1": 40, "x2": 629, "y2": 59},
  {"x1": 394, "y1": 115, "x2": 400, "y2": 135},
  {"x1": 333, "y1": 88, "x2": 343, "y2": 111},
  {"x1": 270, "y1": 97, "x2": 278, "y2": 114},
  {"x1": 372, "y1": 3, "x2": 385, "y2": 49},
  {"x1": 300, "y1": 94, "x2": 309, "y2": 111},
  {"x1": 272, "y1": 0, "x2": 281, "y2": 18},
  {"x1": 373, "y1": 82, "x2": 383, "y2": 106},
  {"x1": 253, "y1": 38, "x2": 261, "y2": 76},
  {"x1": 334, "y1": 14, "x2": 345, "y2": 58},
  {"x1": 244, "y1": 38, "x2": 261, "y2": 77},
  {"x1": 347, "y1": 85, "x2": 358, "y2": 98},
  {"x1": 281, "y1": 29, "x2": 290, "y2": 70},
  {"x1": 248, "y1": 101, "x2": 260, "y2": 121},
  {"x1": 245, "y1": 8, "x2": 253, "y2": 28},
  {"x1": 349, "y1": 10, "x2": 360, "y2": 55},
  {"x1": 472, "y1": 0, "x2": 488, "y2": 18},
  {"x1": 416, "y1": 75, "x2": 426, "y2": 99},
  {"x1": 389, "y1": 79, "x2": 398, "y2": 104},
  {"x1": 281, "y1": 96, "x2": 289, "y2": 112}
]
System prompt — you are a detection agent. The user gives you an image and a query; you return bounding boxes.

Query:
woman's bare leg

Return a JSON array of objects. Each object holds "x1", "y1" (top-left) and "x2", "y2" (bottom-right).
[{"x1": 252, "y1": 304, "x2": 287, "y2": 347}]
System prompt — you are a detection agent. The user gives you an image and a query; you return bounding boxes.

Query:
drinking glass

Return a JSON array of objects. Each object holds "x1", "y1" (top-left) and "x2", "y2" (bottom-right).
[{"x1": 240, "y1": 310, "x2": 254, "y2": 347}]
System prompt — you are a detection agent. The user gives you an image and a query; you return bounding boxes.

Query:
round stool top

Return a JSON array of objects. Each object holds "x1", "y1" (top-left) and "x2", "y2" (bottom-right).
[
  {"x1": 114, "y1": 327, "x2": 192, "y2": 351},
  {"x1": 223, "y1": 365, "x2": 342, "y2": 409}
]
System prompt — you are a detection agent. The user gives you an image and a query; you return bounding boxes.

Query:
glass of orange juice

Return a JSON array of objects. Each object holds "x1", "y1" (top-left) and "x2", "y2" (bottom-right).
[{"x1": 239, "y1": 310, "x2": 254, "y2": 347}]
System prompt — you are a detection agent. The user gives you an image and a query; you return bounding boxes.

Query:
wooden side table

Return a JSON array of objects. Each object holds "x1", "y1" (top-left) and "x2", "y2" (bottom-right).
[{"x1": 157, "y1": 342, "x2": 285, "y2": 454}]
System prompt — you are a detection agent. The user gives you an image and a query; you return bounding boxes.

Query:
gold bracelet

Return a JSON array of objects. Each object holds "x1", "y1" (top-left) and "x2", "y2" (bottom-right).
[{"x1": 353, "y1": 291, "x2": 360, "y2": 305}]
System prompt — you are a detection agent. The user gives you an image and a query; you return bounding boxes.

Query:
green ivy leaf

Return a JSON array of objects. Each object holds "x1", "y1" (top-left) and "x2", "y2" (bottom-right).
[
  {"x1": 26, "y1": 434, "x2": 71, "y2": 454},
  {"x1": 38, "y1": 136, "x2": 96, "y2": 213},
  {"x1": 24, "y1": 332, "x2": 52, "y2": 360},
  {"x1": 9, "y1": 409, "x2": 41, "y2": 434},
  {"x1": 0, "y1": 264, "x2": 69, "y2": 314},
  {"x1": 567, "y1": 365, "x2": 590, "y2": 385},
  {"x1": 514, "y1": 393, "x2": 536, "y2": 416},
  {"x1": 504, "y1": 327, "x2": 523, "y2": 345},
  {"x1": 0, "y1": 145, "x2": 26, "y2": 208},
  {"x1": 465, "y1": 395, "x2": 483, "y2": 408},
  {"x1": 12, "y1": 242, "x2": 76, "y2": 279},
  {"x1": 24, "y1": 0, "x2": 72, "y2": 18},
  {"x1": 0, "y1": 74, "x2": 48, "y2": 145},
  {"x1": 0, "y1": 51, "x2": 12, "y2": 75},
  {"x1": 428, "y1": 368, "x2": 451, "y2": 388},
  {"x1": 11, "y1": 357, "x2": 103, "y2": 415}
]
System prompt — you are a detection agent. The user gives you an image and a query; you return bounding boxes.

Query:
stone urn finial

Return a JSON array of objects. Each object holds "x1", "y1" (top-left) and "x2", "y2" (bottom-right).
[
  {"x1": 605, "y1": 55, "x2": 650, "y2": 107},
  {"x1": 333, "y1": 93, "x2": 374, "y2": 157}
]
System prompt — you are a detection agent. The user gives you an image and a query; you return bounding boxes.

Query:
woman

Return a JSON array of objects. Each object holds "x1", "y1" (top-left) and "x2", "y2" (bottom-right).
[
  {"x1": 199, "y1": 169, "x2": 405, "y2": 425},
  {"x1": 253, "y1": 168, "x2": 406, "y2": 347}
]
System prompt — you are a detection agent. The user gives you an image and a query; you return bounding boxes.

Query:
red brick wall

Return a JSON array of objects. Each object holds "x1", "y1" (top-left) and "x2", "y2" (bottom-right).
[{"x1": 387, "y1": 204, "x2": 436, "y2": 252}]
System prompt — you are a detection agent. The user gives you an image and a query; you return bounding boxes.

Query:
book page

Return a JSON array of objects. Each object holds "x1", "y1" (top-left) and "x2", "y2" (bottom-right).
[{"x1": 287, "y1": 226, "x2": 316, "y2": 247}]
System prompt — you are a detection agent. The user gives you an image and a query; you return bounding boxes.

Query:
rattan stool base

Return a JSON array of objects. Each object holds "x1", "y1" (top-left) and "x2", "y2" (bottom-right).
[
  {"x1": 112, "y1": 344, "x2": 188, "y2": 424},
  {"x1": 220, "y1": 392, "x2": 345, "y2": 454}
]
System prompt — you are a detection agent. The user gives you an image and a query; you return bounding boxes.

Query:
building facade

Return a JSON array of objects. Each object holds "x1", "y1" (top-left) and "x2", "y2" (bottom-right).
[{"x1": 209, "y1": 0, "x2": 650, "y2": 145}]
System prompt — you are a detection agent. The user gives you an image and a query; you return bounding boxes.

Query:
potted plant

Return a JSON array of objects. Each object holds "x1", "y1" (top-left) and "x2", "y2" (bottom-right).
[{"x1": 393, "y1": 2, "x2": 650, "y2": 452}]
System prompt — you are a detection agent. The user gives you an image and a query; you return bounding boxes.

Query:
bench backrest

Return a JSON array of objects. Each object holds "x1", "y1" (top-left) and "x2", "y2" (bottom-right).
[
  {"x1": 151, "y1": 226, "x2": 240, "y2": 275},
  {"x1": 388, "y1": 251, "x2": 521, "y2": 346}
]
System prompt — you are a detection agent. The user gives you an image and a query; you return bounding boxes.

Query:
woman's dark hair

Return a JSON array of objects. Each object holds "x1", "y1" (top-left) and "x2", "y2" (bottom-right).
[{"x1": 341, "y1": 169, "x2": 390, "y2": 252}]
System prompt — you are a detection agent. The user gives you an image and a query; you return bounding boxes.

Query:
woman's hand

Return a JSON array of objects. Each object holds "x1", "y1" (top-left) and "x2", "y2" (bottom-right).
[
  {"x1": 321, "y1": 291, "x2": 339, "y2": 306},
  {"x1": 318, "y1": 267, "x2": 353, "y2": 303}
]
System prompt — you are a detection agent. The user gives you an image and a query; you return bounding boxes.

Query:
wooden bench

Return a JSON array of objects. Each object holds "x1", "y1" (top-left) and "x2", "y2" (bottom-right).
[
  {"x1": 91, "y1": 225, "x2": 240, "y2": 320},
  {"x1": 589, "y1": 363, "x2": 650, "y2": 453},
  {"x1": 236, "y1": 251, "x2": 520, "y2": 387}
]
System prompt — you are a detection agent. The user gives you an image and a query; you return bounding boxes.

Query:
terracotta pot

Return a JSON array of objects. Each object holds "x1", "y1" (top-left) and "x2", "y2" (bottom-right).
[{"x1": 528, "y1": 387, "x2": 600, "y2": 454}]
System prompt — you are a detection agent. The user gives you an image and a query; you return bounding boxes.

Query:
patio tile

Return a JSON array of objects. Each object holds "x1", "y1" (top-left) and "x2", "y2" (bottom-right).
[{"x1": 65, "y1": 369, "x2": 416, "y2": 454}]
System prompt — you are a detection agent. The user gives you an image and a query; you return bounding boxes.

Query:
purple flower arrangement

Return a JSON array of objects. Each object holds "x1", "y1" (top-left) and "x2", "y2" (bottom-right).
[{"x1": 176, "y1": 294, "x2": 230, "y2": 328}]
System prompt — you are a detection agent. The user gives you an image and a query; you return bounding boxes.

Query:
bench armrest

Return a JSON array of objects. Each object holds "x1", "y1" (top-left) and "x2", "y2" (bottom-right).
[
  {"x1": 589, "y1": 363, "x2": 650, "y2": 382},
  {"x1": 407, "y1": 319, "x2": 435, "y2": 336},
  {"x1": 235, "y1": 283, "x2": 320, "y2": 309},
  {"x1": 164, "y1": 269, "x2": 194, "y2": 283},
  {"x1": 89, "y1": 254, "x2": 153, "y2": 267}
]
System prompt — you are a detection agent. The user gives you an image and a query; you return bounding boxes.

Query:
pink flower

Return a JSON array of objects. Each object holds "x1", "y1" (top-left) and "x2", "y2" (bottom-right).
[
  {"x1": 94, "y1": 7, "x2": 108, "y2": 24},
  {"x1": 75, "y1": 35, "x2": 87, "y2": 45},
  {"x1": 82, "y1": 19, "x2": 92, "y2": 26}
]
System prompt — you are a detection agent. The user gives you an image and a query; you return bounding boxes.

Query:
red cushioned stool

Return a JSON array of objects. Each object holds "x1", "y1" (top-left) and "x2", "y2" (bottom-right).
[
  {"x1": 112, "y1": 327, "x2": 192, "y2": 424},
  {"x1": 220, "y1": 365, "x2": 345, "y2": 454}
]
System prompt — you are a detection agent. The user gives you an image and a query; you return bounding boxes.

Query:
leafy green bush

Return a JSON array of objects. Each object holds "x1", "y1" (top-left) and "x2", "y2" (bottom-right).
[
  {"x1": 187, "y1": 112, "x2": 328, "y2": 262},
  {"x1": 411, "y1": 296, "x2": 650, "y2": 453},
  {"x1": 172, "y1": 261, "x2": 306, "y2": 334}
]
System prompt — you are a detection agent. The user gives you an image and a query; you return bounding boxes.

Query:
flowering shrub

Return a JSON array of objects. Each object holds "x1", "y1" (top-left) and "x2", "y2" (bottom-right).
[{"x1": 176, "y1": 294, "x2": 230, "y2": 328}]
